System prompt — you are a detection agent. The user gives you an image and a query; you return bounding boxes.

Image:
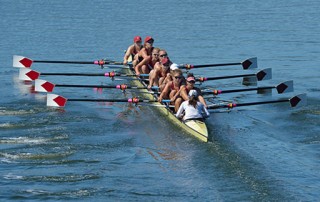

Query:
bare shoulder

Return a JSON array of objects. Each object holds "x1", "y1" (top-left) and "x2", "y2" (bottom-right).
[
  {"x1": 154, "y1": 61, "x2": 161, "y2": 68},
  {"x1": 126, "y1": 44, "x2": 135, "y2": 53}
]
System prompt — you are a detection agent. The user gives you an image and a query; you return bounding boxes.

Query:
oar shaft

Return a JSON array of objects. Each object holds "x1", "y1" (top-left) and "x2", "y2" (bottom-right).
[
  {"x1": 54, "y1": 84, "x2": 150, "y2": 90},
  {"x1": 33, "y1": 60, "x2": 123, "y2": 65},
  {"x1": 34, "y1": 60, "x2": 94, "y2": 64},
  {"x1": 234, "y1": 99, "x2": 288, "y2": 107},
  {"x1": 220, "y1": 86, "x2": 274, "y2": 94},
  {"x1": 192, "y1": 62, "x2": 240, "y2": 68},
  {"x1": 208, "y1": 99, "x2": 289, "y2": 109},
  {"x1": 41, "y1": 73, "x2": 105, "y2": 76},
  {"x1": 68, "y1": 99, "x2": 132, "y2": 102},
  {"x1": 67, "y1": 98, "x2": 166, "y2": 103},
  {"x1": 40, "y1": 72, "x2": 147, "y2": 77},
  {"x1": 201, "y1": 73, "x2": 255, "y2": 81}
]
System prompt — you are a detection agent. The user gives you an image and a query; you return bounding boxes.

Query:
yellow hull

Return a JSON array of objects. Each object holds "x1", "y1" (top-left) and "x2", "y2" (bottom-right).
[{"x1": 124, "y1": 66, "x2": 208, "y2": 142}]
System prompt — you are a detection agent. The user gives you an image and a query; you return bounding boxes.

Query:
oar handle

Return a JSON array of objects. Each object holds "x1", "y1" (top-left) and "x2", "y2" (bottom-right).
[{"x1": 93, "y1": 60, "x2": 123, "y2": 66}]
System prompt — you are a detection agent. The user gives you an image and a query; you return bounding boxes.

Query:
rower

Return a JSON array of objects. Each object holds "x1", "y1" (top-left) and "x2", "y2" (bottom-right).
[
  {"x1": 176, "y1": 89, "x2": 210, "y2": 121},
  {"x1": 158, "y1": 68, "x2": 185, "y2": 112},
  {"x1": 148, "y1": 47, "x2": 160, "y2": 71},
  {"x1": 133, "y1": 36, "x2": 154, "y2": 76},
  {"x1": 123, "y1": 36, "x2": 142, "y2": 65},
  {"x1": 148, "y1": 49, "x2": 170, "y2": 89},
  {"x1": 180, "y1": 73, "x2": 208, "y2": 108},
  {"x1": 158, "y1": 62, "x2": 182, "y2": 90}
]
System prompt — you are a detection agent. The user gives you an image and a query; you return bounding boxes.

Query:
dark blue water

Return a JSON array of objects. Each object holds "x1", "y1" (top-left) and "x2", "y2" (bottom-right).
[{"x1": 1, "y1": 0, "x2": 319, "y2": 201}]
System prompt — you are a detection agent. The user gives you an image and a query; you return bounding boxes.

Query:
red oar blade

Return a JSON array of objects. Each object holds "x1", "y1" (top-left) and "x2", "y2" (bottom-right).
[
  {"x1": 13, "y1": 55, "x2": 33, "y2": 68},
  {"x1": 35, "y1": 79, "x2": 55, "y2": 92},
  {"x1": 276, "y1": 80, "x2": 293, "y2": 94},
  {"x1": 47, "y1": 94, "x2": 67, "y2": 107},
  {"x1": 19, "y1": 68, "x2": 40, "y2": 81},
  {"x1": 289, "y1": 93, "x2": 307, "y2": 107},
  {"x1": 242, "y1": 57, "x2": 257, "y2": 69}
]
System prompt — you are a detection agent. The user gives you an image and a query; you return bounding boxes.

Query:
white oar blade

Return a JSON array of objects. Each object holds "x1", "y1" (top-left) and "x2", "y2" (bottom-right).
[
  {"x1": 276, "y1": 80, "x2": 293, "y2": 94},
  {"x1": 256, "y1": 68, "x2": 272, "y2": 81},
  {"x1": 290, "y1": 93, "x2": 307, "y2": 107},
  {"x1": 47, "y1": 94, "x2": 67, "y2": 107},
  {"x1": 242, "y1": 57, "x2": 257, "y2": 69},
  {"x1": 35, "y1": 79, "x2": 55, "y2": 92},
  {"x1": 19, "y1": 68, "x2": 40, "y2": 81},
  {"x1": 13, "y1": 55, "x2": 33, "y2": 68}
]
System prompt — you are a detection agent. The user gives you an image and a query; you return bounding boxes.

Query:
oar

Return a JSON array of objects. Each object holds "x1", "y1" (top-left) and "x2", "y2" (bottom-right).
[
  {"x1": 180, "y1": 57, "x2": 257, "y2": 70},
  {"x1": 202, "y1": 80, "x2": 293, "y2": 95},
  {"x1": 35, "y1": 79, "x2": 159, "y2": 92},
  {"x1": 208, "y1": 94, "x2": 306, "y2": 110},
  {"x1": 13, "y1": 55, "x2": 123, "y2": 68},
  {"x1": 47, "y1": 94, "x2": 169, "y2": 107},
  {"x1": 19, "y1": 68, "x2": 148, "y2": 81},
  {"x1": 197, "y1": 68, "x2": 272, "y2": 82}
]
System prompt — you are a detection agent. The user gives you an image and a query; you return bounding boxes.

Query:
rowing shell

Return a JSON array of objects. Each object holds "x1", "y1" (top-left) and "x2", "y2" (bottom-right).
[{"x1": 125, "y1": 63, "x2": 208, "y2": 142}]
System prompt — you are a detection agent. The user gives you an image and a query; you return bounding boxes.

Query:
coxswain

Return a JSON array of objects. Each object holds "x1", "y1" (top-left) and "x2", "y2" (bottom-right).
[
  {"x1": 133, "y1": 36, "x2": 154, "y2": 76},
  {"x1": 176, "y1": 89, "x2": 210, "y2": 121},
  {"x1": 158, "y1": 68, "x2": 185, "y2": 112},
  {"x1": 123, "y1": 36, "x2": 143, "y2": 65},
  {"x1": 180, "y1": 73, "x2": 208, "y2": 108}
]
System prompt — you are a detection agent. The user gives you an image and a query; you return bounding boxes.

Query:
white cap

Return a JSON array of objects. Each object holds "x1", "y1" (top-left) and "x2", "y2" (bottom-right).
[
  {"x1": 188, "y1": 89, "x2": 198, "y2": 97},
  {"x1": 170, "y1": 63, "x2": 179, "y2": 70}
]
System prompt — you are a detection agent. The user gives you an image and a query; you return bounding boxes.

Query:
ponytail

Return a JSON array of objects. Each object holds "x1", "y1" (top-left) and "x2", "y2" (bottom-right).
[{"x1": 188, "y1": 96, "x2": 198, "y2": 108}]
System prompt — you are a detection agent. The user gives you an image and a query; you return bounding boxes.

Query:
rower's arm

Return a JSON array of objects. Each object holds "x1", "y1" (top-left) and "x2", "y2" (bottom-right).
[
  {"x1": 202, "y1": 105, "x2": 210, "y2": 118},
  {"x1": 158, "y1": 83, "x2": 170, "y2": 102},
  {"x1": 198, "y1": 95, "x2": 208, "y2": 108},
  {"x1": 123, "y1": 45, "x2": 133, "y2": 63},
  {"x1": 180, "y1": 86, "x2": 189, "y2": 101},
  {"x1": 176, "y1": 102, "x2": 185, "y2": 118},
  {"x1": 136, "y1": 50, "x2": 151, "y2": 68}
]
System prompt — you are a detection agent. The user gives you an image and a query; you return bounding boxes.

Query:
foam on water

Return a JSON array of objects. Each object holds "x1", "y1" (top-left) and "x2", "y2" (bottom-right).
[{"x1": 0, "y1": 134, "x2": 68, "y2": 144}]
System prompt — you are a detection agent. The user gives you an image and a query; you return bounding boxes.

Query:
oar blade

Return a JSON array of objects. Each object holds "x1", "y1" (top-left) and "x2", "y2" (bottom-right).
[
  {"x1": 289, "y1": 93, "x2": 307, "y2": 107},
  {"x1": 256, "y1": 68, "x2": 272, "y2": 81},
  {"x1": 47, "y1": 94, "x2": 67, "y2": 107},
  {"x1": 13, "y1": 55, "x2": 33, "y2": 68},
  {"x1": 19, "y1": 68, "x2": 40, "y2": 81},
  {"x1": 242, "y1": 57, "x2": 257, "y2": 69},
  {"x1": 35, "y1": 79, "x2": 55, "y2": 92},
  {"x1": 276, "y1": 80, "x2": 293, "y2": 94}
]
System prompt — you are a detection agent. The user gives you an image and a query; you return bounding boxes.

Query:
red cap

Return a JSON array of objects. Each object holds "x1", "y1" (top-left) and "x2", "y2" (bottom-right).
[
  {"x1": 161, "y1": 57, "x2": 170, "y2": 66},
  {"x1": 134, "y1": 36, "x2": 142, "y2": 43},
  {"x1": 144, "y1": 36, "x2": 154, "y2": 43}
]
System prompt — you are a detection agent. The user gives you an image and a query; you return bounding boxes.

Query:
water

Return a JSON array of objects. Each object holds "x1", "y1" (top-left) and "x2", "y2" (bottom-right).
[{"x1": 1, "y1": 0, "x2": 319, "y2": 201}]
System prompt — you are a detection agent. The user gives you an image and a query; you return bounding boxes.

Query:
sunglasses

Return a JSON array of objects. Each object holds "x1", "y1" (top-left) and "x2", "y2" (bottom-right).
[
  {"x1": 159, "y1": 54, "x2": 168, "y2": 57},
  {"x1": 187, "y1": 80, "x2": 195, "y2": 83},
  {"x1": 174, "y1": 76, "x2": 183, "y2": 79}
]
